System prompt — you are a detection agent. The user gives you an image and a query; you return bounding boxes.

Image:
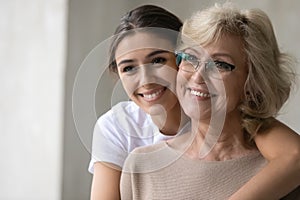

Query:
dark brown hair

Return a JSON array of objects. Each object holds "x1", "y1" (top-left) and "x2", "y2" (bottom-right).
[{"x1": 108, "y1": 5, "x2": 183, "y2": 73}]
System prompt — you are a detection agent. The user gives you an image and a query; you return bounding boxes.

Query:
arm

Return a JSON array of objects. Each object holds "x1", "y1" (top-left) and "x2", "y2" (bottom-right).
[
  {"x1": 91, "y1": 162, "x2": 121, "y2": 200},
  {"x1": 89, "y1": 104, "x2": 129, "y2": 200},
  {"x1": 229, "y1": 120, "x2": 300, "y2": 200}
]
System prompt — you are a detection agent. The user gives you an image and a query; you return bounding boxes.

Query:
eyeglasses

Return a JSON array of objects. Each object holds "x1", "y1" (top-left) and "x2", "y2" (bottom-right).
[{"x1": 175, "y1": 51, "x2": 235, "y2": 77}]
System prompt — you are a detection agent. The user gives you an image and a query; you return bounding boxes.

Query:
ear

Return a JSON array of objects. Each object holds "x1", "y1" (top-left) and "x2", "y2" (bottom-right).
[{"x1": 240, "y1": 89, "x2": 250, "y2": 104}]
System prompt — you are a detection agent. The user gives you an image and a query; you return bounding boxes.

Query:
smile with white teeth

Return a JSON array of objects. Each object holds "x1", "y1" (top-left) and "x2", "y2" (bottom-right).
[
  {"x1": 190, "y1": 89, "x2": 211, "y2": 98},
  {"x1": 143, "y1": 88, "x2": 164, "y2": 100}
]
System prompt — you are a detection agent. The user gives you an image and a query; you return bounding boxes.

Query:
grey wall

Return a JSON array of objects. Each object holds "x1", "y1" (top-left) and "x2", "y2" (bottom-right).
[
  {"x1": 66, "y1": 0, "x2": 300, "y2": 199},
  {"x1": 63, "y1": 1, "x2": 132, "y2": 199}
]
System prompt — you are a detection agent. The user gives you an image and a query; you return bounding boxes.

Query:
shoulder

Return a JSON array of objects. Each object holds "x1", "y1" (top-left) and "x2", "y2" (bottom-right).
[
  {"x1": 261, "y1": 118, "x2": 297, "y2": 134},
  {"x1": 255, "y1": 118, "x2": 300, "y2": 143},
  {"x1": 92, "y1": 101, "x2": 157, "y2": 150},
  {"x1": 123, "y1": 142, "x2": 175, "y2": 173},
  {"x1": 132, "y1": 141, "x2": 167, "y2": 154},
  {"x1": 96, "y1": 101, "x2": 152, "y2": 128}
]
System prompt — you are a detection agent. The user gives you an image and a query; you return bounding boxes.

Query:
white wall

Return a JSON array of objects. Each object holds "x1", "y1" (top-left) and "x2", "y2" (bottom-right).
[
  {"x1": 0, "y1": 0, "x2": 67, "y2": 199},
  {"x1": 63, "y1": 1, "x2": 132, "y2": 199}
]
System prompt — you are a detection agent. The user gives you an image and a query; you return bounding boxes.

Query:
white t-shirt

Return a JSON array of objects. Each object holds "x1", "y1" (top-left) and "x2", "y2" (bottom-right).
[{"x1": 88, "y1": 101, "x2": 190, "y2": 173}]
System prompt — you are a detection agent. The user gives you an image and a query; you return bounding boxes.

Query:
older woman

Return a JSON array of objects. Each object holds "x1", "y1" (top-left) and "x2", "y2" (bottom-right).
[{"x1": 120, "y1": 3, "x2": 300, "y2": 199}]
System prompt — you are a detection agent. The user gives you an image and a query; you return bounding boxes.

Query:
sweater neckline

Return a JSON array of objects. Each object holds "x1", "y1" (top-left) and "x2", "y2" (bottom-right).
[{"x1": 163, "y1": 140, "x2": 262, "y2": 164}]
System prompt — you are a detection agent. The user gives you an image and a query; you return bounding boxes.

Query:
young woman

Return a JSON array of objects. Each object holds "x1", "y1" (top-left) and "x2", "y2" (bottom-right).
[
  {"x1": 89, "y1": 5, "x2": 187, "y2": 200},
  {"x1": 90, "y1": 4, "x2": 300, "y2": 200}
]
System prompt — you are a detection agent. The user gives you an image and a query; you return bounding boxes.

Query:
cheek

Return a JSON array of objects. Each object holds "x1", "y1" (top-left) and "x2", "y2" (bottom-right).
[
  {"x1": 176, "y1": 71, "x2": 187, "y2": 96},
  {"x1": 224, "y1": 79, "x2": 245, "y2": 109},
  {"x1": 156, "y1": 65, "x2": 178, "y2": 91},
  {"x1": 158, "y1": 67, "x2": 176, "y2": 79},
  {"x1": 119, "y1": 75, "x2": 138, "y2": 97},
  {"x1": 176, "y1": 71, "x2": 193, "y2": 108}
]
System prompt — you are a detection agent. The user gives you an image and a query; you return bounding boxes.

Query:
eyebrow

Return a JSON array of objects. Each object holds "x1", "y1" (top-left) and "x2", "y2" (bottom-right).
[
  {"x1": 210, "y1": 53, "x2": 233, "y2": 60},
  {"x1": 184, "y1": 47, "x2": 200, "y2": 55},
  {"x1": 184, "y1": 47, "x2": 208, "y2": 59},
  {"x1": 117, "y1": 50, "x2": 171, "y2": 67},
  {"x1": 117, "y1": 59, "x2": 134, "y2": 66},
  {"x1": 147, "y1": 50, "x2": 171, "y2": 58},
  {"x1": 184, "y1": 47, "x2": 233, "y2": 59}
]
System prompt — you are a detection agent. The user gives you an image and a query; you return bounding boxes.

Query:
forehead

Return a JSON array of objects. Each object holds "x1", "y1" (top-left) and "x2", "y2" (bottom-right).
[
  {"x1": 115, "y1": 31, "x2": 174, "y2": 58},
  {"x1": 203, "y1": 34, "x2": 246, "y2": 60}
]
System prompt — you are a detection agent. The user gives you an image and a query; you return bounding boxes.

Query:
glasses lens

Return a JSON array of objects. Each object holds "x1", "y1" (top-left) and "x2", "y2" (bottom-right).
[
  {"x1": 176, "y1": 50, "x2": 224, "y2": 79},
  {"x1": 204, "y1": 60, "x2": 223, "y2": 79},
  {"x1": 176, "y1": 52, "x2": 196, "y2": 72}
]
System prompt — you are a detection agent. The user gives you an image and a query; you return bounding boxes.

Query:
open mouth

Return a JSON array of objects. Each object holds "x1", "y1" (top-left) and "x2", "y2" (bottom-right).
[
  {"x1": 138, "y1": 87, "x2": 167, "y2": 101},
  {"x1": 187, "y1": 87, "x2": 218, "y2": 99},
  {"x1": 190, "y1": 89, "x2": 211, "y2": 98}
]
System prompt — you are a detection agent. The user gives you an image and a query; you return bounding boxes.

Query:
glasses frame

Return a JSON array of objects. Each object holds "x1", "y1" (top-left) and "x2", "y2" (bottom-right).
[{"x1": 175, "y1": 51, "x2": 236, "y2": 73}]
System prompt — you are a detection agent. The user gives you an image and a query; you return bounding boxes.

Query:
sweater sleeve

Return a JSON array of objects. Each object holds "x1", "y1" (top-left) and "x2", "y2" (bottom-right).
[{"x1": 120, "y1": 170, "x2": 133, "y2": 200}]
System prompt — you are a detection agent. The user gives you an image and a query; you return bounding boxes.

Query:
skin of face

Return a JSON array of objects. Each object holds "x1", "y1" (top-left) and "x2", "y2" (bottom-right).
[
  {"x1": 176, "y1": 34, "x2": 248, "y2": 123},
  {"x1": 115, "y1": 31, "x2": 179, "y2": 116}
]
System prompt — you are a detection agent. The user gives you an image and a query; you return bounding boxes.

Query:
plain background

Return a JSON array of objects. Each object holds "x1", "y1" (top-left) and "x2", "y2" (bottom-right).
[{"x1": 1, "y1": 0, "x2": 299, "y2": 199}]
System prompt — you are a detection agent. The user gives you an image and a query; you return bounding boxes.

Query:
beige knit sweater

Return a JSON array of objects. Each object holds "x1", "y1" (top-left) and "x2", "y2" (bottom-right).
[{"x1": 120, "y1": 142, "x2": 300, "y2": 200}]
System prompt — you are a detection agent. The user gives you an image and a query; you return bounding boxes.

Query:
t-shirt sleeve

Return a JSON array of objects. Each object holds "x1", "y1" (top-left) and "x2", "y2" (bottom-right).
[{"x1": 88, "y1": 112, "x2": 128, "y2": 173}]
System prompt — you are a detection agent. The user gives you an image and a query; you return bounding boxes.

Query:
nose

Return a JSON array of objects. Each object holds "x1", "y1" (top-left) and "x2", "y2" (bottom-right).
[
  {"x1": 139, "y1": 64, "x2": 157, "y2": 86},
  {"x1": 190, "y1": 63, "x2": 206, "y2": 84}
]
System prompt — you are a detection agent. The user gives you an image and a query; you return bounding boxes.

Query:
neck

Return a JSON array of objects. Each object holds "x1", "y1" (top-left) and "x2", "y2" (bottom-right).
[
  {"x1": 187, "y1": 110, "x2": 255, "y2": 161},
  {"x1": 151, "y1": 102, "x2": 189, "y2": 136}
]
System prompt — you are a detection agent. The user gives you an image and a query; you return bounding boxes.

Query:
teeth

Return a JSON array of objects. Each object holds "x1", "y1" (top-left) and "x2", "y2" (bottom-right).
[
  {"x1": 143, "y1": 89, "x2": 163, "y2": 99},
  {"x1": 190, "y1": 90, "x2": 210, "y2": 98}
]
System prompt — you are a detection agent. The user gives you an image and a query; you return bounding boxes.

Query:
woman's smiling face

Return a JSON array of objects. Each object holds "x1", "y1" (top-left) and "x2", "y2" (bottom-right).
[
  {"x1": 115, "y1": 31, "x2": 179, "y2": 115},
  {"x1": 176, "y1": 34, "x2": 248, "y2": 121}
]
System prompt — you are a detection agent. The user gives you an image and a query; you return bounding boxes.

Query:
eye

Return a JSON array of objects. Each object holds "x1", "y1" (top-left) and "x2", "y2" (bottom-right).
[
  {"x1": 182, "y1": 53, "x2": 200, "y2": 67},
  {"x1": 121, "y1": 65, "x2": 135, "y2": 73},
  {"x1": 214, "y1": 61, "x2": 235, "y2": 71},
  {"x1": 186, "y1": 54, "x2": 198, "y2": 63},
  {"x1": 151, "y1": 57, "x2": 167, "y2": 65}
]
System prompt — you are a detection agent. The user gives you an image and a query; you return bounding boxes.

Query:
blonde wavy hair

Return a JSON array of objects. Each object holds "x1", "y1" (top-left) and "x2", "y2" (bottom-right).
[{"x1": 181, "y1": 3, "x2": 296, "y2": 144}]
